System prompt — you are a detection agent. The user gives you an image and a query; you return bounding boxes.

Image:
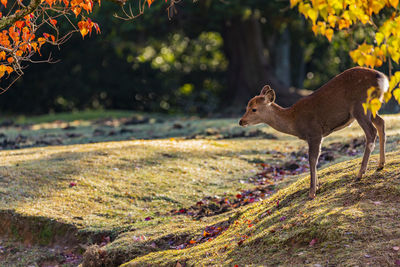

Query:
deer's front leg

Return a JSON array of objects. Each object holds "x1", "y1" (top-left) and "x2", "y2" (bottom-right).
[{"x1": 308, "y1": 137, "x2": 322, "y2": 199}]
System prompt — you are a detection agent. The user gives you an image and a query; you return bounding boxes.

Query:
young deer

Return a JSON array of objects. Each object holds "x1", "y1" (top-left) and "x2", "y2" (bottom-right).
[{"x1": 239, "y1": 67, "x2": 388, "y2": 199}]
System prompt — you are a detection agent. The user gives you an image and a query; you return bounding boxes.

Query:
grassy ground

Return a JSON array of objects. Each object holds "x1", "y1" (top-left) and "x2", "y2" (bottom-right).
[
  {"x1": 0, "y1": 111, "x2": 399, "y2": 266},
  {"x1": 123, "y1": 149, "x2": 400, "y2": 266}
]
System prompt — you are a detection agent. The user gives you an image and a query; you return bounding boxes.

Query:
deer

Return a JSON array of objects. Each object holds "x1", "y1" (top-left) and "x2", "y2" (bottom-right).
[{"x1": 239, "y1": 67, "x2": 388, "y2": 199}]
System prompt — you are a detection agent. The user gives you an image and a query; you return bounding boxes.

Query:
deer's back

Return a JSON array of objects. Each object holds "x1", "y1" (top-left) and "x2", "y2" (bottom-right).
[{"x1": 291, "y1": 67, "x2": 383, "y2": 138}]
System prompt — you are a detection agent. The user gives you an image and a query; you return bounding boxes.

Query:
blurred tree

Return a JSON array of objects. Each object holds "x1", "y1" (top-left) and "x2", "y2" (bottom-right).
[{"x1": 0, "y1": 0, "x2": 365, "y2": 115}]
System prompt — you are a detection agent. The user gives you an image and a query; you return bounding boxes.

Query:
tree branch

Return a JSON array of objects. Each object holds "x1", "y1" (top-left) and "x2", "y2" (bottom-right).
[{"x1": 0, "y1": 0, "x2": 41, "y2": 30}]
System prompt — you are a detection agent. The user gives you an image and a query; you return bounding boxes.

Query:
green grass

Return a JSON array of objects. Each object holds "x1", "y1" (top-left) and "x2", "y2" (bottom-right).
[
  {"x1": 0, "y1": 111, "x2": 400, "y2": 266},
  {"x1": 12, "y1": 110, "x2": 137, "y2": 124}
]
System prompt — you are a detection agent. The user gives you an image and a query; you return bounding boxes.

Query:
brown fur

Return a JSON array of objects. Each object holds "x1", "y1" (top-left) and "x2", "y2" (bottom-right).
[{"x1": 239, "y1": 67, "x2": 387, "y2": 199}]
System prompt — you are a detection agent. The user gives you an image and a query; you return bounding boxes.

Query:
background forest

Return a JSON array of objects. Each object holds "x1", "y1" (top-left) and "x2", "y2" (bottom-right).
[{"x1": 0, "y1": 0, "x2": 371, "y2": 115}]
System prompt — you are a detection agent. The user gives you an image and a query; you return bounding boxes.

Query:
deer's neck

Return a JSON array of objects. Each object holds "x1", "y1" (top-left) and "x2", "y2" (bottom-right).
[{"x1": 262, "y1": 103, "x2": 298, "y2": 137}]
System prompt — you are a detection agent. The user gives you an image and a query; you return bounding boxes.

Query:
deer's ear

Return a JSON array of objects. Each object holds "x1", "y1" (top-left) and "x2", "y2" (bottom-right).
[
  {"x1": 264, "y1": 88, "x2": 276, "y2": 103},
  {"x1": 260, "y1": 85, "x2": 271, "y2": 96}
]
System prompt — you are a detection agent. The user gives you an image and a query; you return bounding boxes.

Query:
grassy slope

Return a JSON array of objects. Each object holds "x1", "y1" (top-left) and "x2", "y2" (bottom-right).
[
  {"x1": 123, "y1": 149, "x2": 400, "y2": 266},
  {"x1": 0, "y1": 112, "x2": 400, "y2": 266}
]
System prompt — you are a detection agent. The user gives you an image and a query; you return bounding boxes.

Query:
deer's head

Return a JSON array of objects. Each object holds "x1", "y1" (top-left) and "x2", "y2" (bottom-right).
[{"x1": 239, "y1": 85, "x2": 276, "y2": 127}]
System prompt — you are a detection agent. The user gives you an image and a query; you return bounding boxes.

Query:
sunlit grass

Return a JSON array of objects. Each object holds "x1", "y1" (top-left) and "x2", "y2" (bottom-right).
[{"x1": 0, "y1": 112, "x2": 399, "y2": 266}]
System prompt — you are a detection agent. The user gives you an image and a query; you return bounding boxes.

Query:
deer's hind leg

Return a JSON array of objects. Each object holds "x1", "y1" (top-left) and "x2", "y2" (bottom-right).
[
  {"x1": 371, "y1": 114, "x2": 386, "y2": 170},
  {"x1": 353, "y1": 107, "x2": 377, "y2": 180},
  {"x1": 307, "y1": 136, "x2": 322, "y2": 199}
]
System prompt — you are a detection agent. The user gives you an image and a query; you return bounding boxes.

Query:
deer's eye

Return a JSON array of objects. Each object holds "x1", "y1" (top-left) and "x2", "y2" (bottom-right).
[{"x1": 252, "y1": 108, "x2": 257, "y2": 112}]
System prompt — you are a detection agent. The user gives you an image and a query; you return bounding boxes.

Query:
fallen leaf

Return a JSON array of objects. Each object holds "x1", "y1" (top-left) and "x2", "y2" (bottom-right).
[
  {"x1": 69, "y1": 182, "x2": 77, "y2": 187},
  {"x1": 309, "y1": 239, "x2": 317, "y2": 246},
  {"x1": 394, "y1": 246, "x2": 400, "y2": 251}
]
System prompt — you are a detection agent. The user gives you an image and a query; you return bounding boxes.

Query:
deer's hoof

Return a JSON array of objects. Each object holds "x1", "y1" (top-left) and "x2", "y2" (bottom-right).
[
  {"x1": 377, "y1": 163, "x2": 385, "y2": 171},
  {"x1": 356, "y1": 173, "x2": 364, "y2": 181}
]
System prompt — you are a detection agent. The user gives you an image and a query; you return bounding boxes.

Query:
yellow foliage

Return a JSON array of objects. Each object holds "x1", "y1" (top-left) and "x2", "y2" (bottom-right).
[
  {"x1": 375, "y1": 32, "x2": 384, "y2": 46},
  {"x1": 291, "y1": 0, "x2": 400, "y2": 110},
  {"x1": 393, "y1": 89, "x2": 400, "y2": 104}
]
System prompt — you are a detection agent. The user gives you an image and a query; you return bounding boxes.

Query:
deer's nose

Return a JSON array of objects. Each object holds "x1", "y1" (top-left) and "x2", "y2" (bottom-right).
[{"x1": 239, "y1": 119, "x2": 244, "y2": 126}]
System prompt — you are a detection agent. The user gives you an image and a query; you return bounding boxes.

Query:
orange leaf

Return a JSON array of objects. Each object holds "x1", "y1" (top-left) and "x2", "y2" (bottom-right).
[
  {"x1": 72, "y1": 6, "x2": 81, "y2": 17},
  {"x1": 31, "y1": 42, "x2": 37, "y2": 52},
  {"x1": 1, "y1": 0, "x2": 6, "y2": 8},
  {"x1": 5, "y1": 66, "x2": 13, "y2": 74},
  {"x1": 78, "y1": 20, "x2": 89, "y2": 38},
  {"x1": 147, "y1": 0, "x2": 154, "y2": 7},
  {"x1": 50, "y1": 19, "x2": 57, "y2": 26},
  {"x1": 0, "y1": 51, "x2": 5, "y2": 60},
  {"x1": 93, "y1": 22, "x2": 100, "y2": 34},
  {"x1": 7, "y1": 57, "x2": 14, "y2": 63},
  {"x1": 38, "y1": 37, "x2": 46, "y2": 48},
  {"x1": 15, "y1": 21, "x2": 24, "y2": 29}
]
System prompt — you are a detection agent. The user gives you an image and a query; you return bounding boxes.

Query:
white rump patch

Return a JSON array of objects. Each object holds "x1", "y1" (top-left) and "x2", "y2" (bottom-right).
[{"x1": 377, "y1": 74, "x2": 389, "y2": 92}]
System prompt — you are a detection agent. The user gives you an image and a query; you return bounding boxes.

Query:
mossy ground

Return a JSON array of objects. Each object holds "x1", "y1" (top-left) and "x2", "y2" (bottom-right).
[{"x1": 0, "y1": 111, "x2": 400, "y2": 266}]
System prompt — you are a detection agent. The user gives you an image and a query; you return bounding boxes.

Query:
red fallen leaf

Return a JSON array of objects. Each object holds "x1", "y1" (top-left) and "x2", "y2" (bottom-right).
[
  {"x1": 189, "y1": 240, "x2": 196, "y2": 244},
  {"x1": 276, "y1": 200, "x2": 280, "y2": 207},
  {"x1": 179, "y1": 209, "x2": 186, "y2": 213},
  {"x1": 234, "y1": 265, "x2": 239, "y2": 267},
  {"x1": 248, "y1": 224, "x2": 253, "y2": 228},
  {"x1": 237, "y1": 240, "x2": 244, "y2": 246},
  {"x1": 236, "y1": 194, "x2": 242, "y2": 199},
  {"x1": 69, "y1": 182, "x2": 77, "y2": 187},
  {"x1": 196, "y1": 201, "x2": 203, "y2": 206},
  {"x1": 144, "y1": 216, "x2": 152, "y2": 221},
  {"x1": 309, "y1": 238, "x2": 317, "y2": 246}
]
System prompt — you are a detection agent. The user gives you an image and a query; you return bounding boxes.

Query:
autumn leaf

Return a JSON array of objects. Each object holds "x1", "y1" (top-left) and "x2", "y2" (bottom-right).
[
  {"x1": 0, "y1": 51, "x2": 5, "y2": 60},
  {"x1": 0, "y1": 0, "x2": 6, "y2": 7},
  {"x1": 389, "y1": 0, "x2": 399, "y2": 8},
  {"x1": 325, "y1": 28, "x2": 333, "y2": 41},
  {"x1": 376, "y1": 32, "x2": 384, "y2": 46},
  {"x1": 384, "y1": 91, "x2": 392, "y2": 103},
  {"x1": 78, "y1": 20, "x2": 89, "y2": 38},
  {"x1": 50, "y1": 19, "x2": 57, "y2": 26},
  {"x1": 147, "y1": 0, "x2": 155, "y2": 7},
  {"x1": 393, "y1": 89, "x2": 400, "y2": 104},
  {"x1": 309, "y1": 238, "x2": 317, "y2": 246},
  {"x1": 38, "y1": 37, "x2": 46, "y2": 48}
]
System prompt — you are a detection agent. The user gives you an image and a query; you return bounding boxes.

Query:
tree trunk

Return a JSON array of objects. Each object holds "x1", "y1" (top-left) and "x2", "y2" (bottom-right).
[{"x1": 222, "y1": 16, "x2": 298, "y2": 108}]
